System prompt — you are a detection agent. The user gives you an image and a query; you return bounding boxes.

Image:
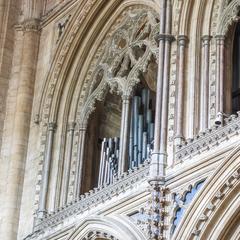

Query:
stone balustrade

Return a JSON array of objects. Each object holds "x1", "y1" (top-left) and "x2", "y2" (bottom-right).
[
  {"x1": 176, "y1": 113, "x2": 240, "y2": 161},
  {"x1": 33, "y1": 161, "x2": 150, "y2": 234}
]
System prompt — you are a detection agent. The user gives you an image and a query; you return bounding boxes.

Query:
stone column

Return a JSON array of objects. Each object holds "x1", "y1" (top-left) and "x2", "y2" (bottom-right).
[
  {"x1": 74, "y1": 123, "x2": 87, "y2": 198},
  {"x1": 159, "y1": 33, "x2": 174, "y2": 167},
  {"x1": 159, "y1": 0, "x2": 174, "y2": 169},
  {"x1": 61, "y1": 122, "x2": 75, "y2": 206},
  {"x1": 151, "y1": 0, "x2": 166, "y2": 180},
  {"x1": 38, "y1": 122, "x2": 56, "y2": 217},
  {"x1": 174, "y1": 35, "x2": 188, "y2": 145},
  {"x1": 0, "y1": 19, "x2": 40, "y2": 240},
  {"x1": 200, "y1": 35, "x2": 211, "y2": 132},
  {"x1": 150, "y1": 0, "x2": 172, "y2": 182},
  {"x1": 153, "y1": 0, "x2": 166, "y2": 153},
  {"x1": 118, "y1": 95, "x2": 130, "y2": 175},
  {"x1": 216, "y1": 35, "x2": 225, "y2": 114}
]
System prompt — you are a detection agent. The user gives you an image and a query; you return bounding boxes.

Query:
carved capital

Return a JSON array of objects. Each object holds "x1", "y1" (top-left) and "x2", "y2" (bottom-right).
[
  {"x1": 177, "y1": 35, "x2": 188, "y2": 46},
  {"x1": 122, "y1": 94, "x2": 130, "y2": 101},
  {"x1": 201, "y1": 35, "x2": 212, "y2": 46},
  {"x1": 157, "y1": 34, "x2": 175, "y2": 42},
  {"x1": 23, "y1": 19, "x2": 40, "y2": 32},
  {"x1": 215, "y1": 35, "x2": 225, "y2": 45},
  {"x1": 48, "y1": 122, "x2": 57, "y2": 131},
  {"x1": 67, "y1": 122, "x2": 76, "y2": 131},
  {"x1": 77, "y1": 122, "x2": 87, "y2": 131}
]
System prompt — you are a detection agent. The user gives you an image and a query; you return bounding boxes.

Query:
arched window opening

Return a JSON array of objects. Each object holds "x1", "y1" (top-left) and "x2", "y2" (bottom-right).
[
  {"x1": 80, "y1": 8, "x2": 159, "y2": 193},
  {"x1": 97, "y1": 64, "x2": 157, "y2": 189},
  {"x1": 82, "y1": 92, "x2": 122, "y2": 193},
  {"x1": 82, "y1": 66, "x2": 157, "y2": 193},
  {"x1": 232, "y1": 21, "x2": 240, "y2": 113}
]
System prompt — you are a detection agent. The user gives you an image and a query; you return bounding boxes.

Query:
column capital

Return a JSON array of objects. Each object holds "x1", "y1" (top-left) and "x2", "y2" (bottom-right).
[
  {"x1": 77, "y1": 122, "x2": 87, "y2": 131},
  {"x1": 177, "y1": 35, "x2": 188, "y2": 46},
  {"x1": 122, "y1": 94, "x2": 131, "y2": 101},
  {"x1": 201, "y1": 35, "x2": 212, "y2": 45},
  {"x1": 48, "y1": 122, "x2": 57, "y2": 131},
  {"x1": 156, "y1": 34, "x2": 175, "y2": 42},
  {"x1": 22, "y1": 18, "x2": 40, "y2": 32},
  {"x1": 174, "y1": 135, "x2": 185, "y2": 146},
  {"x1": 67, "y1": 122, "x2": 76, "y2": 131},
  {"x1": 215, "y1": 35, "x2": 225, "y2": 45}
]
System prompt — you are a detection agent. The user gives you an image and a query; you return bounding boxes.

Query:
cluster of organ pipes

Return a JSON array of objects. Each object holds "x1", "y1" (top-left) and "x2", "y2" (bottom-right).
[
  {"x1": 98, "y1": 88, "x2": 155, "y2": 187},
  {"x1": 98, "y1": 137, "x2": 120, "y2": 187},
  {"x1": 129, "y1": 88, "x2": 155, "y2": 168}
]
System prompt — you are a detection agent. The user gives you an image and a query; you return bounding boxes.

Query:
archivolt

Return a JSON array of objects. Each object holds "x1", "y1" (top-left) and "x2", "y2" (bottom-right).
[
  {"x1": 66, "y1": 215, "x2": 147, "y2": 240},
  {"x1": 35, "y1": 0, "x2": 159, "y2": 124},
  {"x1": 172, "y1": 144, "x2": 240, "y2": 240},
  {"x1": 33, "y1": 0, "x2": 159, "y2": 212},
  {"x1": 216, "y1": 0, "x2": 240, "y2": 35}
]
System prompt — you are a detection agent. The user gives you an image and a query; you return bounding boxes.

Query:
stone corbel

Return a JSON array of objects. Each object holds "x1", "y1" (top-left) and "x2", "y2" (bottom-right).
[{"x1": 22, "y1": 18, "x2": 40, "y2": 32}]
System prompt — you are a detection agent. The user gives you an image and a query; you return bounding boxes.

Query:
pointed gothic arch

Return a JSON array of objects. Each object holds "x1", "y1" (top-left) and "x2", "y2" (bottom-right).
[
  {"x1": 66, "y1": 216, "x2": 147, "y2": 240},
  {"x1": 172, "y1": 144, "x2": 240, "y2": 240},
  {"x1": 34, "y1": 0, "x2": 160, "y2": 216}
]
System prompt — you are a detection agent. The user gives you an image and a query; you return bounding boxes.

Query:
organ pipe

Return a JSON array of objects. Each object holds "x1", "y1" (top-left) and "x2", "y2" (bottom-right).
[{"x1": 98, "y1": 88, "x2": 155, "y2": 187}]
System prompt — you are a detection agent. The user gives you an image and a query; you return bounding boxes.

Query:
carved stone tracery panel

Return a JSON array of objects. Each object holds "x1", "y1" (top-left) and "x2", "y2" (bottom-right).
[{"x1": 78, "y1": 7, "x2": 159, "y2": 125}]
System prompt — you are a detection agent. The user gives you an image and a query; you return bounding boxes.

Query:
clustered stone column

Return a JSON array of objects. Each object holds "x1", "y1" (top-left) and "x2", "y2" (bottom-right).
[
  {"x1": 200, "y1": 35, "x2": 211, "y2": 132},
  {"x1": 38, "y1": 122, "x2": 57, "y2": 217},
  {"x1": 174, "y1": 35, "x2": 188, "y2": 146},
  {"x1": 0, "y1": 19, "x2": 40, "y2": 240},
  {"x1": 150, "y1": 0, "x2": 173, "y2": 182},
  {"x1": 61, "y1": 122, "x2": 76, "y2": 206},
  {"x1": 119, "y1": 94, "x2": 130, "y2": 175},
  {"x1": 215, "y1": 35, "x2": 225, "y2": 114},
  {"x1": 148, "y1": 1, "x2": 173, "y2": 238},
  {"x1": 74, "y1": 123, "x2": 87, "y2": 198}
]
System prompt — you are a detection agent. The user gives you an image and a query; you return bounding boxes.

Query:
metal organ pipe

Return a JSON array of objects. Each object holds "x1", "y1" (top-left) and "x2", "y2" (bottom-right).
[
  {"x1": 132, "y1": 90, "x2": 154, "y2": 161},
  {"x1": 98, "y1": 88, "x2": 155, "y2": 188},
  {"x1": 133, "y1": 96, "x2": 140, "y2": 165},
  {"x1": 98, "y1": 137, "x2": 120, "y2": 187},
  {"x1": 138, "y1": 114, "x2": 143, "y2": 166}
]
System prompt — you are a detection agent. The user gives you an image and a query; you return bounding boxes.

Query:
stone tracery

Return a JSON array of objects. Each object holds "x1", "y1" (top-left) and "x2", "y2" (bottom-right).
[
  {"x1": 36, "y1": 6, "x2": 160, "y2": 216},
  {"x1": 79, "y1": 8, "x2": 159, "y2": 122},
  {"x1": 2, "y1": 0, "x2": 240, "y2": 240}
]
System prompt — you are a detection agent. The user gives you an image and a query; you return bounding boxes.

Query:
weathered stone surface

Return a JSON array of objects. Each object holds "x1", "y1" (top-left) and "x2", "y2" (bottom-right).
[{"x1": 0, "y1": 1, "x2": 240, "y2": 240}]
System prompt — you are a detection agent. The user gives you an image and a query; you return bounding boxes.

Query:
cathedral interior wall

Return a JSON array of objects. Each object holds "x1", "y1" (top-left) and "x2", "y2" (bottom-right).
[{"x1": 0, "y1": 0, "x2": 240, "y2": 240}]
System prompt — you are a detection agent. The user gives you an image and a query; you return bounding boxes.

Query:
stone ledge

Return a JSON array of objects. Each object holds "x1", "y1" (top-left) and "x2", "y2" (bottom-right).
[
  {"x1": 176, "y1": 114, "x2": 240, "y2": 161},
  {"x1": 33, "y1": 161, "x2": 150, "y2": 234}
]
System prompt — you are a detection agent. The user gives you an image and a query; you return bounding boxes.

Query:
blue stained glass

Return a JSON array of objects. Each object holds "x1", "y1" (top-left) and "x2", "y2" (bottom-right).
[{"x1": 171, "y1": 180, "x2": 205, "y2": 235}]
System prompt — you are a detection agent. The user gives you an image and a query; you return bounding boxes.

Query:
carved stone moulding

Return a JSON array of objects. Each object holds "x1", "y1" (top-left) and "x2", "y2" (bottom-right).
[
  {"x1": 78, "y1": 7, "x2": 160, "y2": 126},
  {"x1": 175, "y1": 114, "x2": 240, "y2": 161},
  {"x1": 190, "y1": 167, "x2": 240, "y2": 238},
  {"x1": 33, "y1": 161, "x2": 150, "y2": 233}
]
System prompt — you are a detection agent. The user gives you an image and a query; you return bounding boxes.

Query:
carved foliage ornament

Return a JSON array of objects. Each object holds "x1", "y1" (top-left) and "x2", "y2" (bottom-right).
[
  {"x1": 81, "y1": 230, "x2": 118, "y2": 240},
  {"x1": 79, "y1": 8, "x2": 159, "y2": 125},
  {"x1": 216, "y1": 0, "x2": 240, "y2": 35}
]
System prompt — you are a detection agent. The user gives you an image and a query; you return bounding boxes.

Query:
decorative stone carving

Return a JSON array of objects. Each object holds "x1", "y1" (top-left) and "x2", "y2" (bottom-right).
[
  {"x1": 34, "y1": 0, "x2": 99, "y2": 212},
  {"x1": 22, "y1": 19, "x2": 40, "y2": 32},
  {"x1": 56, "y1": 15, "x2": 71, "y2": 42},
  {"x1": 79, "y1": 8, "x2": 159, "y2": 125},
  {"x1": 169, "y1": 180, "x2": 205, "y2": 235},
  {"x1": 175, "y1": 113, "x2": 240, "y2": 161},
  {"x1": 216, "y1": 0, "x2": 240, "y2": 35},
  {"x1": 33, "y1": 161, "x2": 150, "y2": 233},
  {"x1": 82, "y1": 231, "x2": 118, "y2": 240},
  {"x1": 190, "y1": 166, "x2": 240, "y2": 237}
]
